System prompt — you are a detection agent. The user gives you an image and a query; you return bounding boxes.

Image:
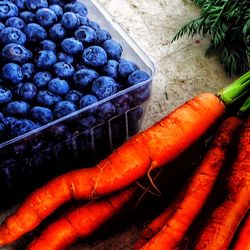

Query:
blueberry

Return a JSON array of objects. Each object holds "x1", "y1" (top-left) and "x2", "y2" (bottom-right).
[
  {"x1": 19, "y1": 11, "x2": 35, "y2": 23},
  {"x1": 2, "y1": 63, "x2": 23, "y2": 84},
  {"x1": 25, "y1": 0, "x2": 48, "y2": 11},
  {"x1": 49, "y1": 4, "x2": 63, "y2": 18},
  {"x1": 132, "y1": 87, "x2": 151, "y2": 106},
  {"x1": 96, "y1": 29, "x2": 111, "y2": 45},
  {"x1": 4, "y1": 101, "x2": 30, "y2": 116},
  {"x1": 102, "y1": 39, "x2": 123, "y2": 61},
  {"x1": 39, "y1": 40, "x2": 56, "y2": 52},
  {"x1": 78, "y1": 115, "x2": 96, "y2": 131},
  {"x1": 53, "y1": 101, "x2": 77, "y2": 118},
  {"x1": 102, "y1": 60, "x2": 119, "y2": 79},
  {"x1": 17, "y1": 82, "x2": 37, "y2": 100},
  {"x1": 128, "y1": 107, "x2": 143, "y2": 122},
  {"x1": 118, "y1": 59, "x2": 139, "y2": 79},
  {"x1": 0, "y1": 112, "x2": 4, "y2": 122},
  {"x1": 127, "y1": 70, "x2": 150, "y2": 86},
  {"x1": 92, "y1": 76, "x2": 117, "y2": 100},
  {"x1": 49, "y1": 23, "x2": 66, "y2": 41},
  {"x1": 5, "y1": 17, "x2": 25, "y2": 30},
  {"x1": 0, "y1": 1, "x2": 18, "y2": 21},
  {"x1": 0, "y1": 27, "x2": 26, "y2": 45},
  {"x1": 33, "y1": 71, "x2": 52, "y2": 88},
  {"x1": 24, "y1": 23, "x2": 47, "y2": 42},
  {"x1": 98, "y1": 102, "x2": 116, "y2": 120},
  {"x1": 48, "y1": 0, "x2": 66, "y2": 7},
  {"x1": 61, "y1": 12, "x2": 79, "y2": 30},
  {"x1": 36, "y1": 50, "x2": 57, "y2": 69},
  {"x1": 65, "y1": 90, "x2": 82, "y2": 105},
  {"x1": 0, "y1": 87, "x2": 12, "y2": 104},
  {"x1": 48, "y1": 78, "x2": 69, "y2": 95},
  {"x1": 79, "y1": 94, "x2": 98, "y2": 109},
  {"x1": 82, "y1": 46, "x2": 107, "y2": 67},
  {"x1": 57, "y1": 52, "x2": 74, "y2": 64},
  {"x1": 3, "y1": 116, "x2": 17, "y2": 128},
  {"x1": 74, "y1": 26, "x2": 96, "y2": 44},
  {"x1": 53, "y1": 62, "x2": 74, "y2": 79},
  {"x1": 36, "y1": 8, "x2": 58, "y2": 27},
  {"x1": 2, "y1": 43, "x2": 32, "y2": 63},
  {"x1": 61, "y1": 37, "x2": 83, "y2": 55},
  {"x1": 10, "y1": 0, "x2": 25, "y2": 10},
  {"x1": 36, "y1": 90, "x2": 62, "y2": 106},
  {"x1": 73, "y1": 68, "x2": 99, "y2": 90},
  {"x1": 0, "y1": 22, "x2": 5, "y2": 32},
  {"x1": 113, "y1": 94, "x2": 132, "y2": 114},
  {"x1": 76, "y1": 14, "x2": 88, "y2": 26},
  {"x1": 10, "y1": 119, "x2": 37, "y2": 137},
  {"x1": 0, "y1": 123, "x2": 5, "y2": 137},
  {"x1": 49, "y1": 124, "x2": 69, "y2": 139},
  {"x1": 22, "y1": 63, "x2": 35, "y2": 80},
  {"x1": 87, "y1": 19, "x2": 100, "y2": 31},
  {"x1": 64, "y1": 2, "x2": 88, "y2": 16},
  {"x1": 31, "y1": 106, "x2": 53, "y2": 124}
]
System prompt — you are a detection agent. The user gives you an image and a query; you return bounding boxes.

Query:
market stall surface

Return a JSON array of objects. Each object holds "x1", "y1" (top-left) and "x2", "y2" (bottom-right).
[{"x1": 0, "y1": 0, "x2": 231, "y2": 249}]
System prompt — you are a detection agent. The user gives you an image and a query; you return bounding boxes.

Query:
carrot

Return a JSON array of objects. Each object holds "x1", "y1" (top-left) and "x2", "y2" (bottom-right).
[
  {"x1": 192, "y1": 117, "x2": 250, "y2": 250},
  {"x1": 0, "y1": 93, "x2": 224, "y2": 246},
  {"x1": 138, "y1": 116, "x2": 242, "y2": 250},
  {"x1": 27, "y1": 186, "x2": 136, "y2": 250},
  {"x1": 0, "y1": 71, "x2": 249, "y2": 246},
  {"x1": 232, "y1": 212, "x2": 250, "y2": 250},
  {"x1": 134, "y1": 204, "x2": 176, "y2": 250}
]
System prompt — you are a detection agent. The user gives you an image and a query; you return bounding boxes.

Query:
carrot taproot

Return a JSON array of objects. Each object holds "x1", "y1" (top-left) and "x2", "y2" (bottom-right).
[
  {"x1": 192, "y1": 117, "x2": 250, "y2": 250},
  {"x1": 27, "y1": 186, "x2": 136, "y2": 250},
  {"x1": 0, "y1": 92, "x2": 225, "y2": 246},
  {"x1": 1, "y1": 71, "x2": 249, "y2": 246},
  {"x1": 134, "y1": 204, "x2": 176, "y2": 250},
  {"x1": 232, "y1": 212, "x2": 250, "y2": 250},
  {"x1": 138, "y1": 116, "x2": 242, "y2": 250}
]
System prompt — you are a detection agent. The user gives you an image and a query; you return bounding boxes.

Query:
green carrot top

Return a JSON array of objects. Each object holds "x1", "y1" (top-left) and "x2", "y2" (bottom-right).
[{"x1": 218, "y1": 71, "x2": 250, "y2": 106}]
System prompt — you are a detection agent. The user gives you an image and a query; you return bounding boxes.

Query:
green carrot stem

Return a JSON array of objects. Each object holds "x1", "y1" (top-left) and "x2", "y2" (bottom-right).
[
  {"x1": 217, "y1": 71, "x2": 250, "y2": 105},
  {"x1": 238, "y1": 96, "x2": 250, "y2": 116}
]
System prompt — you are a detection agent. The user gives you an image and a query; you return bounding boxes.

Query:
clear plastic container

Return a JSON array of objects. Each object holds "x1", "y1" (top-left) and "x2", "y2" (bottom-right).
[{"x1": 0, "y1": 0, "x2": 155, "y2": 202}]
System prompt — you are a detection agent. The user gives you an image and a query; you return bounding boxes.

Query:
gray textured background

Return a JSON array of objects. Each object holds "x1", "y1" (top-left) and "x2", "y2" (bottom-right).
[{"x1": 0, "y1": 0, "x2": 232, "y2": 249}]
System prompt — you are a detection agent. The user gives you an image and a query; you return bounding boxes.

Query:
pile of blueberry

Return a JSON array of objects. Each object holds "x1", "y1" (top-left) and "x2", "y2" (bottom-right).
[{"x1": 0, "y1": 0, "x2": 151, "y2": 143}]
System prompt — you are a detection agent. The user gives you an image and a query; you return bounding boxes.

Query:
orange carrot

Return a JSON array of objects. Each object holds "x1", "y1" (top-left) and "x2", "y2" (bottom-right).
[
  {"x1": 139, "y1": 116, "x2": 242, "y2": 250},
  {"x1": 27, "y1": 186, "x2": 136, "y2": 250},
  {"x1": 134, "y1": 204, "x2": 176, "y2": 250},
  {"x1": 192, "y1": 117, "x2": 250, "y2": 250},
  {"x1": 232, "y1": 212, "x2": 250, "y2": 250},
  {"x1": 0, "y1": 92, "x2": 225, "y2": 246}
]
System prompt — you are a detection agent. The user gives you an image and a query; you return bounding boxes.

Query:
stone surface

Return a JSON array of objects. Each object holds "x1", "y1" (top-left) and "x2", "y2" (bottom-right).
[{"x1": 0, "y1": 0, "x2": 232, "y2": 249}]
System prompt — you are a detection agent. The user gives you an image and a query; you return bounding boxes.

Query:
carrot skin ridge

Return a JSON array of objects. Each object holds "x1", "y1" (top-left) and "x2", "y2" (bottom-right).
[
  {"x1": 27, "y1": 186, "x2": 136, "y2": 250},
  {"x1": 232, "y1": 212, "x2": 250, "y2": 250},
  {"x1": 140, "y1": 116, "x2": 242, "y2": 250},
  {"x1": 193, "y1": 117, "x2": 250, "y2": 250},
  {"x1": 0, "y1": 93, "x2": 225, "y2": 246}
]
